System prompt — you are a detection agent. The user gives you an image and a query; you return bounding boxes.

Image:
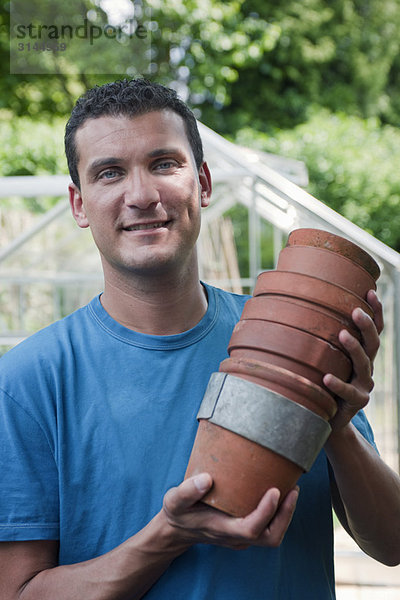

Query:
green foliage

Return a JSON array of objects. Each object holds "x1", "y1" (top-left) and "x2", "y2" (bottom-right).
[
  {"x1": 147, "y1": 0, "x2": 280, "y2": 126},
  {"x1": 0, "y1": 115, "x2": 67, "y2": 211},
  {"x1": 147, "y1": 0, "x2": 400, "y2": 131},
  {"x1": 235, "y1": 110, "x2": 400, "y2": 251},
  {"x1": 0, "y1": 0, "x2": 127, "y2": 118},
  {"x1": 2, "y1": 0, "x2": 400, "y2": 128},
  {"x1": 0, "y1": 116, "x2": 67, "y2": 176},
  {"x1": 1, "y1": 0, "x2": 400, "y2": 250}
]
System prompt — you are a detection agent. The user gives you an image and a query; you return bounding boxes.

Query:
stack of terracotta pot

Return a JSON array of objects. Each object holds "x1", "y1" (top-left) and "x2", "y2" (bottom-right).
[{"x1": 185, "y1": 228, "x2": 380, "y2": 517}]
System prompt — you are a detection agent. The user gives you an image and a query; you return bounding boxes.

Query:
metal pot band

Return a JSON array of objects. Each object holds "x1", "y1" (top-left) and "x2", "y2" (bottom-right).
[{"x1": 197, "y1": 372, "x2": 331, "y2": 472}]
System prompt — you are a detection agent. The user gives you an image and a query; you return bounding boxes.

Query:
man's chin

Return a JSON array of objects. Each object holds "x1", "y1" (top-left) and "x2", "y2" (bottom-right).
[{"x1": 119, "y1": 254, "x2": 183, "y2": 278}]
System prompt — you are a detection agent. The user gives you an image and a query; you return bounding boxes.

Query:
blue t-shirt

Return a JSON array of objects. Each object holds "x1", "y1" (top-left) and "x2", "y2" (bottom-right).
[{"x1": 0, "y1": 283, "x2": 376, "y2": 599}]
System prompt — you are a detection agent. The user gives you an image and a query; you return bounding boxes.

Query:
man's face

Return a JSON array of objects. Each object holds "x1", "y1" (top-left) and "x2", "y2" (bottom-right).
[{"x1": 69, "y1": 110, "x2": 211, "y2": 280}]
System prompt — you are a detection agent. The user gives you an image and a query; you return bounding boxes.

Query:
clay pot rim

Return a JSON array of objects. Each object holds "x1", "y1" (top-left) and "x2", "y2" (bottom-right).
[
  {"x1": 278, "y1": 245, "x2": 377, "y2": 292},
  {"x1": 229, "y1": 319, "x2": 352, "y2": 376},
  {"x1": 220, "y1": 356, "x2": 337, "y2": 418},
  {"x1": 241, "y1": 295, "x2": 361, "y2": 346},
  {"x1": 287, "y1": 228, "x2": 380, "y2": 281},
  {"x1": 254, "y1": 270, "x2": 374, "y2": 319},
  {"x1": 221, "y1": 358, "x2": 335, "y2": 420},
  {"x1": 244, "y1": 294, "x2": 360, "y2": 327}
]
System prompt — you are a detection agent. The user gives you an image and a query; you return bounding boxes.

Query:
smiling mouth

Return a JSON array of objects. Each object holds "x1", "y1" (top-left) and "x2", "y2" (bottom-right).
[{"x1": 123, "y1": 222, "x2": 169, "y2": 231}]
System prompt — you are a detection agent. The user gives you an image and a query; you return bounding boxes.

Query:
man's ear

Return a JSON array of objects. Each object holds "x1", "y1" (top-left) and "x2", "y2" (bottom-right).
[
  {"x1": 199, "y1": 161, "x2": 212, "y2": 208},
  {"x1": 69, "y1": 183, "x2": 89, "y2": 229}
]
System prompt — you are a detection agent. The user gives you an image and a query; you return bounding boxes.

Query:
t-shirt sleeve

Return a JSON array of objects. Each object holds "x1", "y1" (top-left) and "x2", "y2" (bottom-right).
[
  {"x1": 0, "y1": 388, "x2": 59, "y2": 541},
  {"x1": 351, "y1": 409, "x2": 378, "y2": 451}
]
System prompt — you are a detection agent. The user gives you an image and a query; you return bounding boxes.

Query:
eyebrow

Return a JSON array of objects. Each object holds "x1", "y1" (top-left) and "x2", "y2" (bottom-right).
[
  {"x1": 87, "y1": 157, "x2": 123, "y2": 177},
  {"x1": 147, "y1": 147, "x2": 185, "y2": 159},
  {"x1": 86, "y1": 147, "x2": 186, "y2": 178}
]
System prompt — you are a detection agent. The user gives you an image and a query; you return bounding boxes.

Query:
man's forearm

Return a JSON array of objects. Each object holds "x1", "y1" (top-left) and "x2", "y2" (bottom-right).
[
  {"x1": 325, "y1": 423, "x2": 400, "y2": 566},
  {"x1": 3, "y1": 474, "x2": 299, "y2": 600},
  {"x1": 19, "y1": 512, "x2": 189, "y2": 600}
]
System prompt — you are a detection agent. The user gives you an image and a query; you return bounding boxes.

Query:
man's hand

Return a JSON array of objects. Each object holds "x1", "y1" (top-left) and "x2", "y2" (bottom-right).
[
  {"x1": 162, "y1": 473, "x2": 299, "y2": 550},
  {"x1": 322, "y1": 292, "x2": 400, "y2": 566},
  {"x1": 323, "y1": 289, "x2": 383, "y2": 431}
]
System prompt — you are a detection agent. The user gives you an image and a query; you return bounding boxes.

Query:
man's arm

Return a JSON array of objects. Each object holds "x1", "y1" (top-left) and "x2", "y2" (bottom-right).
[
  {"x1": 0, "y1": 481, "x2": 298, "y2": 600},
  {"x1": 326, "y1": 423, "x2": 400, "y2": 565},
  {"x1": 324, "y1": 290, "x2": 400, "y2": 566}
]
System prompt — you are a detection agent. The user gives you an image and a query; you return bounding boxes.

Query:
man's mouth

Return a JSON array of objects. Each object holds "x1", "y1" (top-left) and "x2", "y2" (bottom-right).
[{"x1": 123, "y1": 222, "x2": 168, "y2": 231}]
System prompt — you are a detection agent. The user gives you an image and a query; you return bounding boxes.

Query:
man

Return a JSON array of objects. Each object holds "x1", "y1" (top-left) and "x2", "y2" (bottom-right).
[{"x1": 0, "y1": 79, "x2": 399, "y2": 600}]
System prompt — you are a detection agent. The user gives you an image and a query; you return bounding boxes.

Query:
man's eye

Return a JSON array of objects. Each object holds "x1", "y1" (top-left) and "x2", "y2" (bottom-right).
[
  {"x1": 99, "y1": 169, "x2": 119, "y2": 179},
  {"x1": 155, "y1": 161, "x2": 176, "y2": 170}
]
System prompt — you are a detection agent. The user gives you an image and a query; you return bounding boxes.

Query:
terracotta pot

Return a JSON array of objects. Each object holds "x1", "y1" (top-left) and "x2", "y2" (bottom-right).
[
  {"x1": 253, "y1": 270, "x2": 374, "y2": 321},
  {"x1": 186, "y1": 362, "x2": 335, "y2": 515},
  {"x1": 186, "y1": 419, "x2": 303, "y2": 517},
  {"x1": 219, "y1": 356, "x2": 337, "y2": 420},
  {"x1": 228, "y1": 319, "x2": 352, "y2": 388},
  {"x1": 185, "y1": 229, "x2": 378, "y2": 518},
  {"x1": 277, "y1": 246, "x2": 376, "y2": 299},
  {"x1": 287, "y1": 228, "x2": 380, "y2": 281},
  {"x1": 241, "y1": 295, "x2": 361, "y2": 347}
]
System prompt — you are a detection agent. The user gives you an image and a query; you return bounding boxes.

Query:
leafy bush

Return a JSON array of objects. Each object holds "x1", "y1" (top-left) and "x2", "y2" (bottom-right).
[
  {"x1": 0, "y1": 115, "x2": 68, "y2": 211},
  {"x1": 0, "y1": 116, "x2": 67, "y2": 176},
  {"x1": 235, "y1": 109, "x2": 400, "y2": 251}
]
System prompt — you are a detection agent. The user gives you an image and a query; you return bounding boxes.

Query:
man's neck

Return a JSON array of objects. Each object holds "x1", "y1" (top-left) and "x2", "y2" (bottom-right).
[{"x1": 100, "y1": 267, "x2": 208, "y2": 336}]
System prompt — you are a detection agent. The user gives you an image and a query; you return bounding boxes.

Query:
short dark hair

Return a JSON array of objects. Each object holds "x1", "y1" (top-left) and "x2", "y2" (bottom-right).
[{"x1": 65, "y1": 78, "x2": 204, "y2": 188}]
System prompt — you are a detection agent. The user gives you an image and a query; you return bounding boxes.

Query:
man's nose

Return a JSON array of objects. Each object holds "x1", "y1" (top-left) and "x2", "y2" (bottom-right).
[{"x1": 123, "y1": 172, "x2": 160, "y2": 209}]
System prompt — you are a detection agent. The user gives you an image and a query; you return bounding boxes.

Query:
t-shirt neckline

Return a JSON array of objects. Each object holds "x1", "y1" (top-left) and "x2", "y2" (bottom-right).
[{"x1": 87, "y1": 282, "x2": 218, "y2": 350}]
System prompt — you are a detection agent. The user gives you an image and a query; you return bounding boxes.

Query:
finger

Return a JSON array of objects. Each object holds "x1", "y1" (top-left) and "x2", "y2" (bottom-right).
[
  {"x1": 323, "y1": 373, "x2": 369, "y2": 410},
  {"x1": 236, "y1": 487, "x2": 298, "y2": 547},
  {"x1": 163, "y1": 473, "x2": 213, "y2": 516},
  {"x1": 366, "y1": 289, "x2": 384, "y2": 335},
  {"x1": 349, "y1": 309, "x2": 380, "y2": 363},
  {"x1": 258, "y1": 487, "x2": 299, "y2": 547},
  {"x1": 338, "y1": 328, "x2": 371, "y2": 378},
  {"x1": 235, "y1": 488, "x2": 281, "y2": 540},
  {"x1": 323, "y1": 372, "x2": 369, "y2": 431}
]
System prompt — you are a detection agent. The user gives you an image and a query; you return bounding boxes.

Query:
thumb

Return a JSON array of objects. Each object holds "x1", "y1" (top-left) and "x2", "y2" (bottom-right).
[{"x1": 163, "y1": 473, "x2": 213, "y2": 516}]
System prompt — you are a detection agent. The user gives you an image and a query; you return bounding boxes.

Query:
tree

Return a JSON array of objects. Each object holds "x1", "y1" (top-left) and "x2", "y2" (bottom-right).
[
  {"x1": 2, "y1": 0, "x2": 400, "y2": 129},
  {"x1": 235, "y1": 110, "x2": 400, "y2": 252},
  {"x1": 2, "y1": 0, "x2": 400, "y2": 249},
  {"x1": 1, "y1": 0, "x2": 147, "y2": 117}
]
